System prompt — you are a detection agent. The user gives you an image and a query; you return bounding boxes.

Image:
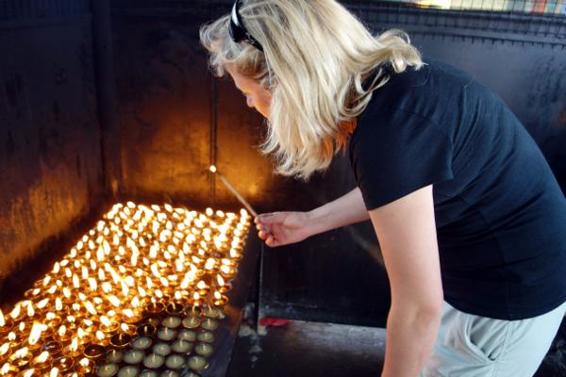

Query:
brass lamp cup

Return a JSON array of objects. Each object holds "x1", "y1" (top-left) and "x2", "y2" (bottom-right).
[
  {"x1": 165, "y1": 303, "x2": 185, "y2": 316},
  {"x1": 110, "y1": 333, "x2": 132, "y2": 349},
  {"x1": 83, "y1": 344, "x2": 105, "y2": 360},
  {"x1": 137, "y1": 323, "x2": 156, "y2": 337}
]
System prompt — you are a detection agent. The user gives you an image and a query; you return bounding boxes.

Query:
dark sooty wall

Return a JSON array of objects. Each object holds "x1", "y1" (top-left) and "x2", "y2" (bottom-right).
[
  {"x1": 110, "y1": 1, "x2": 313, "y2": 213},
  {"x1": 0, "y1": 0, "x2": 105, "y2": 295},
  {"x1": 110, "y1": 3, "x2": 213, "y2": 205}
]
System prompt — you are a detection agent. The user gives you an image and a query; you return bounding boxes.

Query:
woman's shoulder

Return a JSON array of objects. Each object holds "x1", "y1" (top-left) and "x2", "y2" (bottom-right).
[
  {"x1": 377, "y1": 59, "x2": 475, "y2": 102},
  {"x1": 357, "y1": 60, "x2": 481, "y2": 133}
]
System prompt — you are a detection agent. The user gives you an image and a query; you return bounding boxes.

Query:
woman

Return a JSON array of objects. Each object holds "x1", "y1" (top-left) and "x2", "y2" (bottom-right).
[{"x1": 200, "y1": 1, "x2": 566, "y2": 376}]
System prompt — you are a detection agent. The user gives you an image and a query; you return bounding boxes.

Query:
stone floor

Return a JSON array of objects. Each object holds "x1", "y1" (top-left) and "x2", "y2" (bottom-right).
[
  {"x1": 226, "y1": 316, "x2": 566, "y2": 377},
  {"x1": 227, "y1": 319, "x2": 386, "y2": 377}
]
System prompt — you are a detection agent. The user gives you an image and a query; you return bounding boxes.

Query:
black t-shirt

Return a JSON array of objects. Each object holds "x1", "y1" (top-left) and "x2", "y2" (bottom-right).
[{"x1": 349, "y1": 60, "x2": 566, "y2": 320}]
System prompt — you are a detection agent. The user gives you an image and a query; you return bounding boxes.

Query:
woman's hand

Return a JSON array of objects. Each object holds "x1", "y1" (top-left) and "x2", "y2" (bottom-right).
[
  {"x1": 254, "y1": 188, "x2": 369, "y2": 247},
  {"x1": 254, "y1": 212, "x2": 312, "y2": 247}
]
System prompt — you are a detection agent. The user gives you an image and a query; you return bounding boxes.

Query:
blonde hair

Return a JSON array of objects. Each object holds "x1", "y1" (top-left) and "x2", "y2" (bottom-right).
[{"x1": 200, "y1": 0, "x2": 423, "y2": 179}]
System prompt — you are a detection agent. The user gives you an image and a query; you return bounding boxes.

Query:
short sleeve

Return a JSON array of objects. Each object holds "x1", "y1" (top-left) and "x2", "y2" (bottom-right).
[{"x1": 349, "y1": 108, "x2": 454, "y2": 210}]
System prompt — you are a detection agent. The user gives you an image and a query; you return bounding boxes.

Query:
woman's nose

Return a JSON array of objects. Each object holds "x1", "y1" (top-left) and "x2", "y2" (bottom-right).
[{"x1": 246, "y1": 96, "x2": 253, "y2": 108}]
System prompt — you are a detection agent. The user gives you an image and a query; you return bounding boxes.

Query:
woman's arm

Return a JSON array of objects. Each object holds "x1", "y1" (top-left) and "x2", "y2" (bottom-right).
[
  {"x1": 307, "y1": 186, "x2": 369, "y2": 234},
  {"x1": 255, "y1": 187, "x2": 369, "y2": 247},
  {"x1": 368, "y1": 185, "x2": 443, "y2": 377}
]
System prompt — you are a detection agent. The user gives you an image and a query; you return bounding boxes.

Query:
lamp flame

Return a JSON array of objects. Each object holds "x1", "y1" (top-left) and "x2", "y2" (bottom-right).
[
  {"x1": 100, "y1": 316, "x2": 111, "y2": 327},
  {"x1": 58, "y1": 325, "x2": 67, "y2": 338},
  {"x1": 96, "y1": 330, "x2": 105, "y2": 341},
  {"x1": 0, "y1": 344, "x2": 10, "y2": 357},
  {"x1": 29, "y1": 322, "x2": 46, "y2": 345},
  {"x1": 123, "y1": 309, "x2": 135, "y2": 319},
  {"x1": 37, "y1": 298, "x2": 49, "y2": 309},
  {"x1": 14, "y1": 347, "x2": 29, "y2": 359},
  {"x1": 35, "y1": 351, "x2": 50, "y2": 363},
  {"x1": 85, "y1": 301, "x2": 97, "y2": 316},
  {"x1": 9, "y1": 304, "x2": 21, "y2": 320},
  {"x1": 70, "y1": 337, "x2": 79, "y2": 352}
]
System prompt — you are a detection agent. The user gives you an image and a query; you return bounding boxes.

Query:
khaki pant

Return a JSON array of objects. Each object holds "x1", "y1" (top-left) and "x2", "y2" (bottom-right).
[{"x1": 421, "y1": 300, "x2": 566, "y2": 377}]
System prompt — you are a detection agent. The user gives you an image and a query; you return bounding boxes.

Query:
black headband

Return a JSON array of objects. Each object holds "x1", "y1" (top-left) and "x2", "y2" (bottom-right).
[{"x1": 229, "y1": 0, "x2": 264, "y2": 52}]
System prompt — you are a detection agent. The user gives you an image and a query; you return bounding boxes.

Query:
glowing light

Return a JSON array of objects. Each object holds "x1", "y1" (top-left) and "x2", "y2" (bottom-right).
[
  {"x1": 96, "y1": 330, "x2": 105, "y2": 341},
  {"x1": 58, "y1": 325, "x2": 67, "y2": 338},
  {"x1": 70, "y1": 337, "x2": 79, "y2": 352},
  {"x1": 100, "y1": 316, "x2": 111, "y2": 327},
  {"x1": 0, "y1": 344, "x2": 10, "y2": 357},
  {"x1": 0, "y1": 201, "x2": 250, "y2": 371},
  {"x1": 13, "y1": 347, "x2": 29, "y2": 359},
  {"x1": 79, "y1": 358, "x2": 90, "y2": 367},
  {"x1": 35, "y1": 351, "x2": 50, "y2": 363},
  {"x1": 77, "y1": 328, "x2": 87, "y2": 339},
  {"x1": 84, "y1": 301, "x2": 97, "y2": 316},
  {"x1": 37, "y1": 298, "x2": 49, "y2": 309},
  {"x1": 108, "y1": 295, "x2": 121, "y2": 307},
  {"x1": 29, "y1": 322, "x2": 47, "y2": 345},
  {"x1": 55, "y1": 298, "x2": 63, "y2": 311},
  {"x1": 9, "y1": 304, "x2": 21, "y2": 320}
]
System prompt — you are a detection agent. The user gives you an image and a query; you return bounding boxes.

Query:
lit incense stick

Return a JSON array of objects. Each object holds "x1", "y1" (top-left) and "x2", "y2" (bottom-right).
[{"x1": 209, "y1": 165, "x2": 258, "y2": 217}]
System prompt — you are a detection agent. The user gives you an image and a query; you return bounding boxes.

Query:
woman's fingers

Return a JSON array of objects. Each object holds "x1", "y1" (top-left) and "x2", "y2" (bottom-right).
[
  {"x1": 266, "y1": 234, "x2": 277, "y2": 247},
  {"x1": 255, "y1": 212, "x2": 290, "y2": 247},
  {"x1": 258, "y1": 227, "x2": 276, "y2": 240},
  {"x1": 256, "y1": 223, "x2": 270, "y2": 239},
  {"x1": 258, "y1": 228, "x2": 278, "y2": 246},
  {"x1": 256, "y1": 222, "x2": 270, "y2": 233},
  {"x1": 256, "y1": 212, "x2": 285, "y2": 225}
]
